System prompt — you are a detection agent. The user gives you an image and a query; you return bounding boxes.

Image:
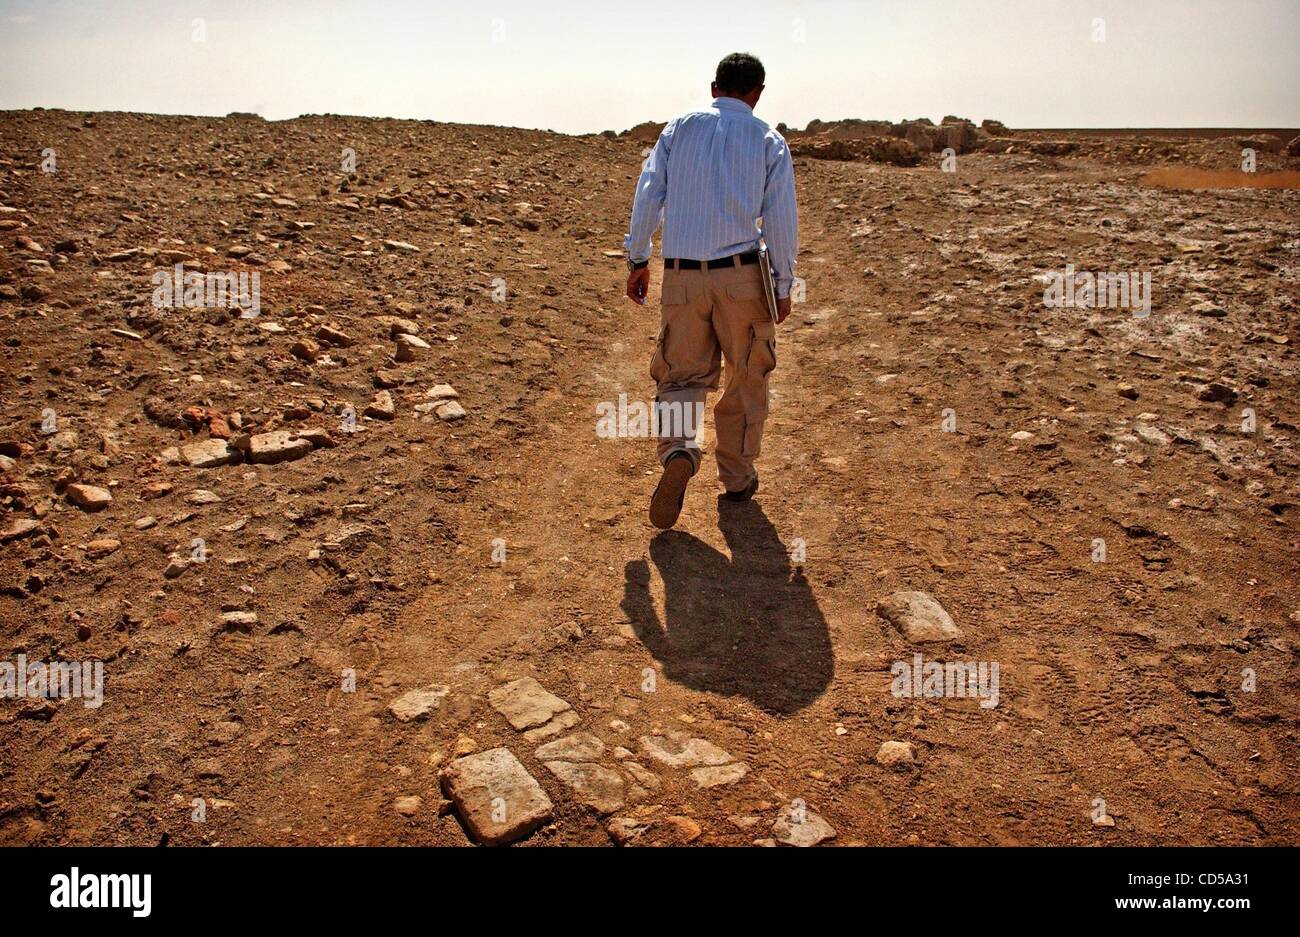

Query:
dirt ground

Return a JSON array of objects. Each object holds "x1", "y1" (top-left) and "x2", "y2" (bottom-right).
[{"x1": 1, "y1": 110, "x2": 1297, "y2": 845}]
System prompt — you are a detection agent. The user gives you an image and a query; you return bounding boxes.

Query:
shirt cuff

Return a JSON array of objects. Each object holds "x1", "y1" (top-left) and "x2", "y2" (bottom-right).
[
  {"x1": 774, "y1": 277, "x2": 792, "y2": 299},
  {"x1": 623, "y1": 234, "x2": 651, "y2": 264}
]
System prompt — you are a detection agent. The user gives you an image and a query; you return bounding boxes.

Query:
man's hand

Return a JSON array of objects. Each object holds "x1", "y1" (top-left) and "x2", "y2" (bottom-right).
[
  {"x1": 626, "y1": 266, "x2": 650, "y2": 305},
  {"x1": 775, "y1": 296, "x2": 792, "y2": 324}
]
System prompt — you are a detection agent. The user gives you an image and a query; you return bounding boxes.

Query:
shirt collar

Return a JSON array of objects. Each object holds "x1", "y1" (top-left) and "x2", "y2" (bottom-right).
[{"x1": 712, "y1": 97, "x2": 753, "y2": 114}]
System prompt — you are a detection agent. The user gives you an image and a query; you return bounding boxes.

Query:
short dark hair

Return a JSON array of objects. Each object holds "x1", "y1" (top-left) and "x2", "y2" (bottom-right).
[{"x1": 715, "y1": 53, "x2": 765, "y2": 96}]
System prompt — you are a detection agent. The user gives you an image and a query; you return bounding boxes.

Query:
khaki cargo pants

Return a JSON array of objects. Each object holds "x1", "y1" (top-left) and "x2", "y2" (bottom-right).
[{"x1": 650, "y1": 258, "x2": 777, "y2": 491}]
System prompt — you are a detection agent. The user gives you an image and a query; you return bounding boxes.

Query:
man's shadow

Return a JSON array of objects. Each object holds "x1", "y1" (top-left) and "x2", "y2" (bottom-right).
[{"x1": 621, "y1": 499, "x2": 832, "y2": 715}]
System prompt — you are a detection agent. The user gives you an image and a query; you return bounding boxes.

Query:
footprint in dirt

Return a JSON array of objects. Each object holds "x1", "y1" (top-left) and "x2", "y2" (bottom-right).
[{"x1": 621, "y1": 500, "x2": 833, "y2": 715}]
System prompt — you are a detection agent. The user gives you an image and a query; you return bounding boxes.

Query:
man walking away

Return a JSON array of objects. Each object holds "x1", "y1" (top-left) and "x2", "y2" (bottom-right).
[{"x1": 624, "y1": 52, "x2": 799, "y2": 530}]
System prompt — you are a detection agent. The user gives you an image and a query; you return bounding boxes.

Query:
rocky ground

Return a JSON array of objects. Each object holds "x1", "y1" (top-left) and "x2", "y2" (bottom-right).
[{"x1": 1, "y1": 109, "x2": 1298, "y2": 846}]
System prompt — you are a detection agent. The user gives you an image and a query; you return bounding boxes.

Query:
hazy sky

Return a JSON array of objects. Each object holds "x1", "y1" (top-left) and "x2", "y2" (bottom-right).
[{"x1": 1, "y1": 0, "x2": 1297, "y2": 133}]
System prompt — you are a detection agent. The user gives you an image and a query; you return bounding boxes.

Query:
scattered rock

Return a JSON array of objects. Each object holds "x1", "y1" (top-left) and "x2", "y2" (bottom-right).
[
  {"x1": 638, "y1": 731, "x2": 734, "y2": 768},
  {"x1": 247, "y1": 431, "x2": 313, "y2": 464},
  {"x1": 1134, "y1": 423, "x2": 1171, "y2": 447},
  {"x1": 84, "y1": 538, "x2": 121, "y2": 559},
  {"x1": 1196, "y1": 382, "x2": 1238, "y2": 406},
  {"x1": 622, "y1": 761, "x2": 661, "y2": 790},
  {"x1": 220, "y1": 611, "x2": 257, "y2": 633},
  {"x1": 534, "y1": 732, "x2": 605, "y2": 762},
  {"x1": 488, "y1": 677, "x2": 571, "y2": 731},
  {"x1": 45, "y1": 430, "x2": 80, "y2": 454},
  {"x1": 319, "y1": 523, "x2": 374, "y2": 551},
  {"x1": 876, "y1": 591, "x2": 962, "y2": 643},
  {"x1": 294, "y1": 428, "x2": 335, "y2": 449},
  {"x1": 440, "y1": 747, "x2": 554, "y2": 845},
  {"x1": 661, "y1": 815, "x2": 702, "y2": 844},
  {"x1": 316, "y1": 323, "x2": 353, "y2": 347},
  {"x1": 875, "y1": 740, "x2": 917, "y2": 766},
  {"x1": 393, "y1": 795, "x2": 422, "y2": 817},
  {"x1": 606, "y1": 816, "x2": 651, "y2": 845},
  {"x1": 435, "y1": 400, "x2": 467, "y2": 422},
  {"x1": 395, "y1": 333, "x2": 430, "y2": 362},
  {"x1": 65, "y1": 484, "x2": 112, "y2": 511},
  {"x1": 181, "y1": 438, "x2": 239, "y2": 468},
  {"x1": 365, "y1": 390, "x2": 396, "y2": 421},
  {"x1": 541, "y1": 761, "x2": 625, "y2": 814},
  {"x1": 1, "y1": 519, "x2": 42, "y2": 543},
  {"x1": 388, "y1": 684, "x2": 451, "y2": 723},
  {"x1": 878, "y1": 592, "x2": 961, "y2": 644},
  {"x1": 772, "y1": 806, "x2": 836, "y2": 847},
  {"x1": 522, "y1": 709, "x2": 580, "y2": 742},
  {"x1": 291, "y1": 338, "x2": 321, "y2": 363}
]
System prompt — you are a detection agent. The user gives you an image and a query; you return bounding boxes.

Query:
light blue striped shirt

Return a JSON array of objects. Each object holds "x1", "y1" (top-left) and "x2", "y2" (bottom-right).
[{"x1": 624, "y1": 97, "x2": 798, "y2": 298}]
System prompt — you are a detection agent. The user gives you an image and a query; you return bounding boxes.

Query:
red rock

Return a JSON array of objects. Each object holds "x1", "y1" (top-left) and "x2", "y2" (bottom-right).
[
  {"x1": 85, "y1": 538, "x2": 122, "y2": 558},
  {"x1": 66, "y1": 483, "x2": 112, "y2": 511}
]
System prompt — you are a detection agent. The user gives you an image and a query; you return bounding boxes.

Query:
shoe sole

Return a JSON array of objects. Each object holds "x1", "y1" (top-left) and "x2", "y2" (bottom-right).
[{"x1": 649, "y1": 457, "x2": 693, "y2": 529}]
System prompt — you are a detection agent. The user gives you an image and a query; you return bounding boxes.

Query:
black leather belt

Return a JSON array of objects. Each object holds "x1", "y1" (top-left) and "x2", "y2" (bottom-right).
[{"x1": 665, "y1": 251, "x2": 760, "y2": 271}]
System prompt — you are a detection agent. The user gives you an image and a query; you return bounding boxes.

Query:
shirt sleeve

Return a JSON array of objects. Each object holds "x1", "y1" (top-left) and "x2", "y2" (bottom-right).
[
  {"x1": 623, "y1": 122, "x2": 674, "y2": 264},
  {"x1": 762, "y1": 132, "x2": 799, "y2": 298}
]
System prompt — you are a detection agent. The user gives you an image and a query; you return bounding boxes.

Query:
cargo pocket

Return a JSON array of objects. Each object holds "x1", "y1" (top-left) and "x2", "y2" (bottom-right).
[
  {"x1": 741, "y1": 322, "x2": 776, "y2": 459},
  {"x1": 652, "y1": 283, "x2": 688, "y2": 383},
  {"x1": 745, "y1": 321, "x2": 777, "y2": 377},
  {"x1": 650, "y1": 323, "x2": 670, "y2": 383}
]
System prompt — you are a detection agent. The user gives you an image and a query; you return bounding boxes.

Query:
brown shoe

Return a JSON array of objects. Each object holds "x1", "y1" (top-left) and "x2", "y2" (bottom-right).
[
  {"x1": 722, "y1": 472, "x2": 759, "y2": 503},
  {"x1": 649, "y1": 452, "x2": 694, "y2": 529}
]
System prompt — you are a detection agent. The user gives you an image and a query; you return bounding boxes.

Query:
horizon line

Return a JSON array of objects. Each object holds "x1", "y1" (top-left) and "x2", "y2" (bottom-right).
[{"x1": 4, "y1": 106, "x2": 1298, "y2": 139}]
